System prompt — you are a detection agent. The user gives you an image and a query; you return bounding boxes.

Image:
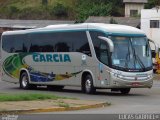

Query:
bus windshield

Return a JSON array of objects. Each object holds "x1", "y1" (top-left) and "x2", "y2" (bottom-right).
[{"x1": 110, "y1": 36, "x2": 152, "y2": 72}]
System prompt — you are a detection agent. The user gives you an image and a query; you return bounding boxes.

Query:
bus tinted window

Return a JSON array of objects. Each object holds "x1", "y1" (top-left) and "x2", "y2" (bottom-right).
[
  {"x1": 90, "y1": 31, "x2": 109, "y2": 65},
  {"x1": 2, "y1": 34, "x2": 29, "y2": 53},
  {"x1": 54, "y1": 32, "x2": 74, "y2": 52},
  {"x1": 3, "y1": 31, "x2": 91, "y2": 55},
  {"x1": 90, "y1": 31, "x2": 105, "y2": 58},
  {"x1": 29, "y1": 31, "x2": 91, "y2": 55},
  {"x1": 68, "y1": 32, "x2": 91, "y2": 55},
  {"x1": 29, "y1": 33, "x2": 55, "y2": 52}
]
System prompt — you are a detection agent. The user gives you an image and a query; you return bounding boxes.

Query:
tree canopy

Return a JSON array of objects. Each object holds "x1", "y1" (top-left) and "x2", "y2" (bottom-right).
[{"x1": 0, "y1": 0, "x2": 159, "y2": 21}]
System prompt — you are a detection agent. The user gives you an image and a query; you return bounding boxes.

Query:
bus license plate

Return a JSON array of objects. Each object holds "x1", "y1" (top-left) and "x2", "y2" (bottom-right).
[{"x1": 132, "y1": 82, "x2": 140, "y2": 86}]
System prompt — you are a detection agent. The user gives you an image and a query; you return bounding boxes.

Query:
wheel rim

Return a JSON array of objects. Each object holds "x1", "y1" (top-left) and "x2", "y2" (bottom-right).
[
  {"x1": 22, "y1": 76, "x2": 28, "y2": 88},
  {"x1": 85, "y1": 79, "x2": 91, "y2": 93}
]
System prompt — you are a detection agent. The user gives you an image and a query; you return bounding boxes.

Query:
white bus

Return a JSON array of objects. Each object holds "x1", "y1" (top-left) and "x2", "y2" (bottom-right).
[{"x1": 1, "y1": 23, "x2": 153, "y2": 94}]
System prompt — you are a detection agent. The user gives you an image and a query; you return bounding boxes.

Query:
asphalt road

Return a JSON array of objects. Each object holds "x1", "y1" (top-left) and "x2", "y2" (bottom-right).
[{"x1": 0, "y1": 79, "x2": 160, "y2": 114}]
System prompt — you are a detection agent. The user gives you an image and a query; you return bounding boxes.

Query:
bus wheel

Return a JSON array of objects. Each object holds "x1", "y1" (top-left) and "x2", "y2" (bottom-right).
[
  {"x1": 120, "y1": 88, "x2": 131, "y2": 94},
  {"x1": 20, "y1": 72, "x2": 36, "y2": 89},
  {"x1": 83, "y1": 75, "x2": 96, "y2": 94}
]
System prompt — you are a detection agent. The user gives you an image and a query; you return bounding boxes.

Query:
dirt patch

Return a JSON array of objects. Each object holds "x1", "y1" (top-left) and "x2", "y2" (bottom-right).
[
  {"x1": 0, "y1": 99, "x2": 109, "y2": 114},
  {"x1": 153, "y1": 74, "x2": 160, "y2": 80}
]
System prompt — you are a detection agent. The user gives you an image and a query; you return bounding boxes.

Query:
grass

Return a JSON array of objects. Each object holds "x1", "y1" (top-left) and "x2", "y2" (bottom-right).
[
  {"x1": 57, "y1": 100, "x2": 70, "y2": 108},
  {"x1": 58, "y1": 102, "x2": 70, "y2": 108},
  {"x1": 0, "y1": 93, "x2": 69, "y2": 102}
]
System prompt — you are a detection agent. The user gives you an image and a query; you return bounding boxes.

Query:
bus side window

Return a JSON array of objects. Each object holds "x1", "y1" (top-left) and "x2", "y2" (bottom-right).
[
  {"x1": 99, "y1": 41, "x2": 109, "y2": 65},
  {"x1": 28, "y1": 31, "x2": 92, "y2": 56},
  {"x1": 89, "y1": 31, "x2": 110, "y2": 65},
  {"x1": 2, "y1": 34, "x2": 29, "y2": 53},
  {"x1": 78, "y1": 42, "x2": 92, "y2": 56},
  {"x1": 71, "y1": 32, "x2": 92, "y2": 56}
]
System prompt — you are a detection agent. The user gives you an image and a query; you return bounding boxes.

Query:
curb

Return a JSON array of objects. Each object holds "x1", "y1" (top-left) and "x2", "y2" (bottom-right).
[{"x1": 0, "y1": 102, "x2": 109, "y2": 115}]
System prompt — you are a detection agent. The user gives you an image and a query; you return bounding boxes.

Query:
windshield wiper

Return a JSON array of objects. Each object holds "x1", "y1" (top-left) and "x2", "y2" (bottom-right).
[
  {"x1": 124, "y1": 41, "x2": 131, "y2": 70},
  {"x1": 134, "y1": 53, "x2": 145, "y2": 71},
  {"x1": 130, "y1": 40, "x2": 145, "y2": 71}
]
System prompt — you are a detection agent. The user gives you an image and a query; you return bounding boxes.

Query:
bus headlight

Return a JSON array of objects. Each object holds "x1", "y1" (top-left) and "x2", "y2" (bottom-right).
[
  {"x1": 117, "y1": 74, "x2": 124, "y2": 79},
  {"x1": 113, "y1": 73, "x2": 124, "y2": 79},
  {"x1": 147, "y1": 74, "x2": 153, "y2": 79}
]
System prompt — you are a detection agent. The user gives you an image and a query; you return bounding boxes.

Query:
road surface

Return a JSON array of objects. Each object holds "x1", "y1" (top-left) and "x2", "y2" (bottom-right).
[{"x1": 0, "y1": 80, "x2": 160, "y2": 114}]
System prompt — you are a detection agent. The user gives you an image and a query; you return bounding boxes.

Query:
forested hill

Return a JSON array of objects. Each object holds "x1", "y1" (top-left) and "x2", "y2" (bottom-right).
[{"x1": 0, "y1": 0, "x2": 159, "y2": 22}]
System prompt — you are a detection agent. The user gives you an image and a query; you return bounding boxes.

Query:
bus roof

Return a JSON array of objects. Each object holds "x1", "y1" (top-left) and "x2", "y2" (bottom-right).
[{"x1": 2, "y1": 23, "x2": 146, "y2": 37}]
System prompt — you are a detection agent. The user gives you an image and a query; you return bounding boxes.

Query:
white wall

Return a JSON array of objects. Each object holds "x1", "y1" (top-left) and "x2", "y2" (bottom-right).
[
  {"x1": 141, "y1": 9, "x2": 160, "y2": 50},
  {"x1": 125, "y1": 3, "x2": 145, "y2": 17}
]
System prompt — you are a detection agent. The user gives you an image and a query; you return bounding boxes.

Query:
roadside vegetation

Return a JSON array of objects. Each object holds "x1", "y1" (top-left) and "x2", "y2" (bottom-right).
[
  {"x1": 0, "y1": 93, "x2": 70, "y2": 102},
  {"x1": 58, "y1": 100, "x2": 70, "y2": 108},
  {"x1": 75, "y1": 0, "x2": 124, "y2": 23},
  {"x1": 0, "y1": 0, "x2": 159, "y2": 22},
  {"x1": 0, "y1": 0, "x2": 76, "y2": 20}
]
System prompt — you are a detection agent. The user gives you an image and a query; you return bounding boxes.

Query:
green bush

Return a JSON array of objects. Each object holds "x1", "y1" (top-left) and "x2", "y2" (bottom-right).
[
  {"x1": 76, "y1": 2, "x2": 112, "y2": 23},
  {"x1": 75, "y1": 0, "x2": 124, "y2": 23},
  {"x1": 0, "y1": 0, "x2": 127, "y2": 20},
  {"x1": 50, "y1": 3, "x2": 68, "y2": 18},
  {"x1": 7, "y1": 5, "x2": 19, "y2": 18},
  {"x1": 18, "y1": 6, "x2": 49, "y2": 19},
  {"x1": 42, "y1": 0, "x2": 48, "y2": 5}
]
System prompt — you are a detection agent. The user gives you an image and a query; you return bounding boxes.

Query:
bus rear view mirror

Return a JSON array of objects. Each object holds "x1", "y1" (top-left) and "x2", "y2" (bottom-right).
[
  {"x1": 98, "y1": 36, "x2": 114, "y2": 53},
  {"x1": 149, "y1": 39, "x2": 159, "y2": 54}
]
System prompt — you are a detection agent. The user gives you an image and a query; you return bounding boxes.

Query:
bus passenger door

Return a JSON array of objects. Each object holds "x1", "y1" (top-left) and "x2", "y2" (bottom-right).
[
  {"x1": 88, "y1": 31, "x2": 111, "y2": 87},
  {"x1": 98, "y1": 42, "x2": 111, "y2": 87}
]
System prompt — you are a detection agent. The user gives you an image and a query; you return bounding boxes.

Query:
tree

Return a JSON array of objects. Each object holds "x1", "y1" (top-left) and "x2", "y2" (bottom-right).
[
  {"x1": 50, "y1": 3, "x2": 68, "y2": 18},
  {"x1": 145, "y1": 0, "x2": 160, "y2": 9},
  {"x1": 42, "y1": 0, "x2": 48, "y2": 5},
  {"x1": 75, "y1": 0, "x2": 124, "y2": 23}
]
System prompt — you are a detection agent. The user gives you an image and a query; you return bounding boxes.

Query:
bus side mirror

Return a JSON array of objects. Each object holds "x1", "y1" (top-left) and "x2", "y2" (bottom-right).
[
  {"x1": 149, "y1": 39, "x2": 159, "y2": 54},
  {"x1": 98, "y1": 36, "x2": 114, "y2": 53}
]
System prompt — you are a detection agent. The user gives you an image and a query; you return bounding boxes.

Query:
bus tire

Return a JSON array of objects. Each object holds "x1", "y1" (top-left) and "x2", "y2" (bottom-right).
[
  {"x1": 120, "y1": 88, "x2": 130, "y2": 94},
  {"x1": 20, "y1": 72, "x2": 36, "y2": 89},
  {"x1": 83, "y1": 74, "x2": 96, "y2": 94}
]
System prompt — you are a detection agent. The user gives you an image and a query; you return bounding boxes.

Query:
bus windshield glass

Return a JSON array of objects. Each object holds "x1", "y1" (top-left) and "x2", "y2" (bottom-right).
[{"x1": 110, "y1": 36, "x2": 152, "y2": 72}]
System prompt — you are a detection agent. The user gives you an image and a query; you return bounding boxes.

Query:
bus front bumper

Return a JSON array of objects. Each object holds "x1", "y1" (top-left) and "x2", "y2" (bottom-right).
[{"x1": 110, "y1": 74, "x2": 153, "y2": 88}]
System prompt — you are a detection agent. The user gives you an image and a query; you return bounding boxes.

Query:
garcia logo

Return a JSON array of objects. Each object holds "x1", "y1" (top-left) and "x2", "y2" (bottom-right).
[{"x1": 33, "y1": 53, "x2": 71, "y2": 62}]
